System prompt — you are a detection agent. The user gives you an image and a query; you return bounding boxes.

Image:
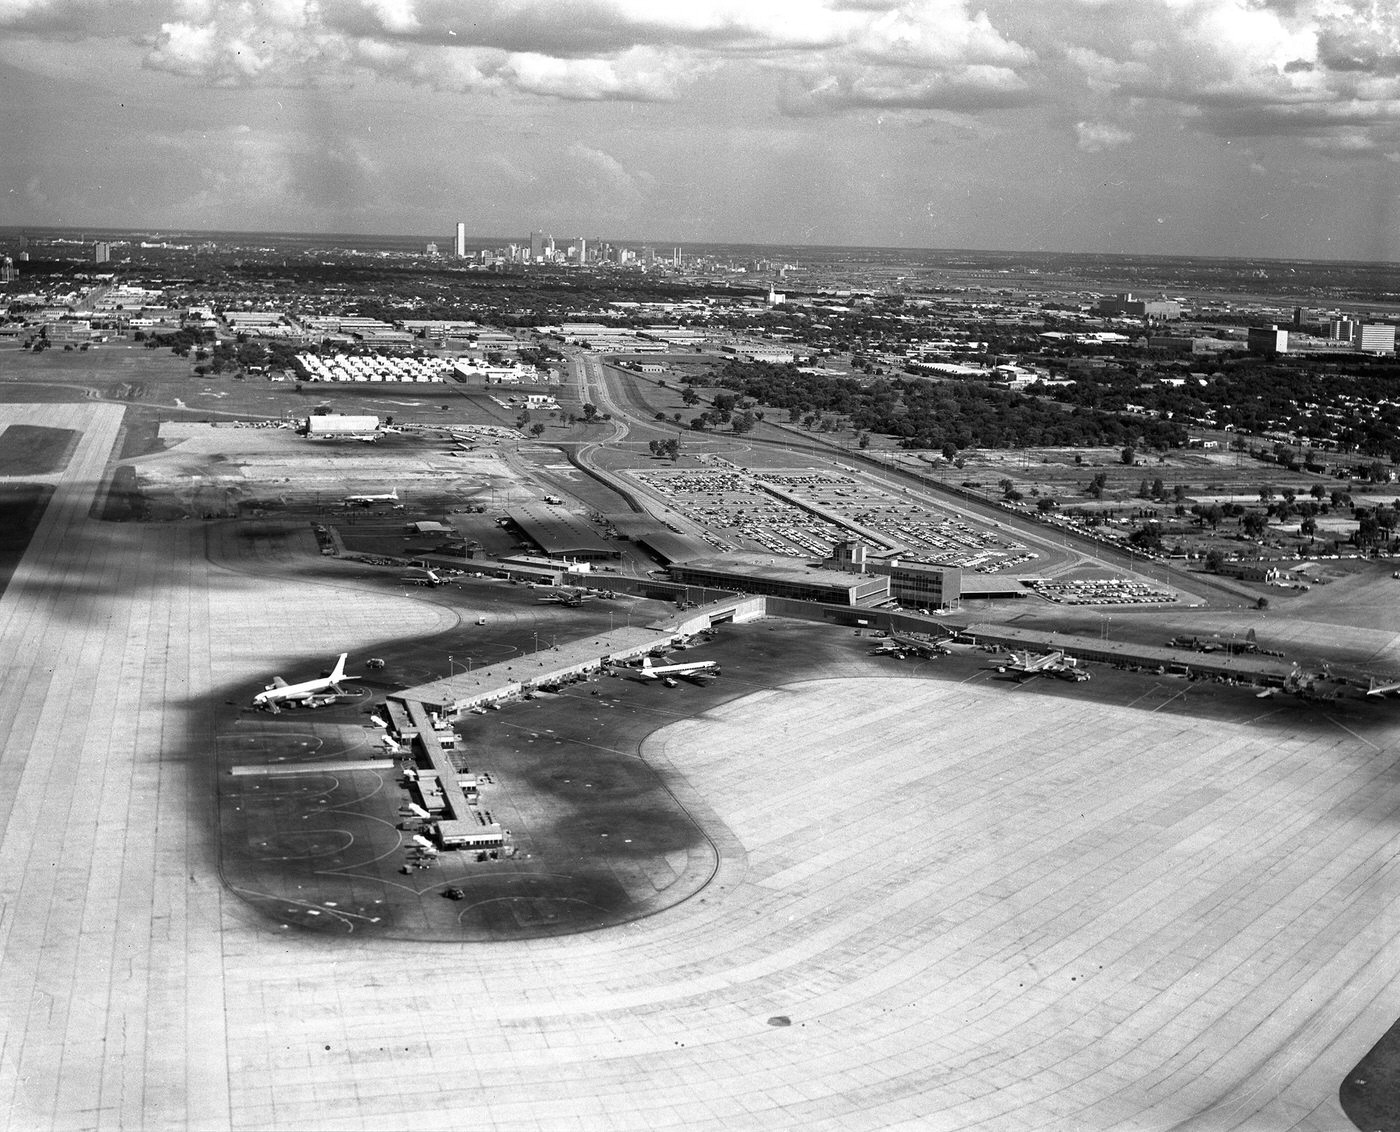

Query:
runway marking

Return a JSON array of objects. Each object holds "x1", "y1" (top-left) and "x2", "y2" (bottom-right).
[
  {"x1": 1151, "y1": 686, "x2": 1191, "y2": 712},
  {"x1": 1321, "y1": 713, "x2": 1382, "y2": 752}
]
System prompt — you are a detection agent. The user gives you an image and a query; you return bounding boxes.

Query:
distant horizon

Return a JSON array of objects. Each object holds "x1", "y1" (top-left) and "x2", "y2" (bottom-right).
[{"x1": 2, "y1": 224, "x2": 1398, "y2": 270}]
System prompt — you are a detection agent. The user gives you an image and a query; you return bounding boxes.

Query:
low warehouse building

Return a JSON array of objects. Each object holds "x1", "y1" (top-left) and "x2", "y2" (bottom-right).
[{"x1": 303, "y1": 414, "x2": 380, "y2": 440}]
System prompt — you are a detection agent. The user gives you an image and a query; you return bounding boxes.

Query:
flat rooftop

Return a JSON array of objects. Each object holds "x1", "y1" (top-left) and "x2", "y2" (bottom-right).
[
  {"x1": 506, "y1": 504, "x2": 619, "y2": 559},
  {"x1": 395, "y1": 625, "x2": 666, "y2": 711},
  {"x1": 608, "y1": 514, "x2": 713, "y2": 564},
  {"x1": 673, "y1": 554, "x2": 864, "y2": 589}
]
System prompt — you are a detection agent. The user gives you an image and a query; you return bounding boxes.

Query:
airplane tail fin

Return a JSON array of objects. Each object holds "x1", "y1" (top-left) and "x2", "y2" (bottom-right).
[
  {"x1": 641, "y1": 656, "x2": 653, "y2": 670},
  {"x1": 389, "y1": 489, "x2": 398, "y2": 500},
  {"x1": 331, "y1": 653, "x2": 348, "y2": 682}
]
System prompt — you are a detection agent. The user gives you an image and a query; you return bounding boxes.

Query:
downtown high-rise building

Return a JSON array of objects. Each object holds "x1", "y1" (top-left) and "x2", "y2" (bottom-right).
[
  {"x1": 529, "y1": 230, "x2": 545, "y2": 262},
  {"x1": 455, "y1": 223, "x2": 466, "y2": 258},
  {"x1": 93, "y1": 241, "x2": 110, "y2": 264}
]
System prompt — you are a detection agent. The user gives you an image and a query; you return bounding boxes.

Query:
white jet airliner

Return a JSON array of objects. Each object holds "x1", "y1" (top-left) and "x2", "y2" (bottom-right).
[{"x1": 252, "y1": 654, "x2": 350, "y2": 712}]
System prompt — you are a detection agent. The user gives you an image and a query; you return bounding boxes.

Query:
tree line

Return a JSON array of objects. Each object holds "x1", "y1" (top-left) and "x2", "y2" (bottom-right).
[{"x1": 694, "y1": 361, "x2": 1184, "y2": 453}]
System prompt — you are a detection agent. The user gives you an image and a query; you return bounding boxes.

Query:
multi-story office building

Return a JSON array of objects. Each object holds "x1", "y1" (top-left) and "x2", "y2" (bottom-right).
[
  {"x1": 1358, "y1": 323, "x2": 1397, "y2": 355},
  {"x1": 454, "y1": 223, "x2": 466, "y2": 258},
  {"x1": 1247, "y1": 326, "x2": 1290, "y2": 355}
]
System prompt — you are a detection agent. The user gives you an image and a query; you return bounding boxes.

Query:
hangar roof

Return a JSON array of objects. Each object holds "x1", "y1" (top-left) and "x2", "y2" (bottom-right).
[{"x1": 506, "y1": 504, "x2": 618, "y2": 559}]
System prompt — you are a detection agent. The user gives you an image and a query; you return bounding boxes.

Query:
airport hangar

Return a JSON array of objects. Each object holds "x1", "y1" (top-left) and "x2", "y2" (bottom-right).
[{"x1": 503, "y1": 502, "x2": 621, "y2": 562}]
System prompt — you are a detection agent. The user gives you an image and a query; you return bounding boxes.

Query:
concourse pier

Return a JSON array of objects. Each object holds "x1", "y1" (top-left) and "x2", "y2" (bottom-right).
[
  {"x1": 389, "y1": 595, "x2": 767, "y2": 717},
  {"x1": 382, "y1": 698, "x2": 504, "y2": 852}
]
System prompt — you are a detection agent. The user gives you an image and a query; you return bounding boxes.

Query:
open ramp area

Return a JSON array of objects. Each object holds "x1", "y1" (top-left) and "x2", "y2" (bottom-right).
[
  {"x1": 635, "y1": 677, "x2": 1400, "y2": 1128},
  {"x1": 219, "y1": 695, "x2": 723, "y2": 941}
]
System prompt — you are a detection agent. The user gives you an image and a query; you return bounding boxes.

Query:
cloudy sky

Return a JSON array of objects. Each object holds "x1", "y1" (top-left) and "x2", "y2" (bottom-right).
[{"x1": 2, "y1": 0, "x2": 1398, "y2": 260}]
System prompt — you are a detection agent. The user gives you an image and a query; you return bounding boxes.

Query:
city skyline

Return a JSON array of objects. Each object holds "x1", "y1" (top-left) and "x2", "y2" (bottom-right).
[{"x1": 3, "y1": 1, "x2": 1399, "y2": 262}]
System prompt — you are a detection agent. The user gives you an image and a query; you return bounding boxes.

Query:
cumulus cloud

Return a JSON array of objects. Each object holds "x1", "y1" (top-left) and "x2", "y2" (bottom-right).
[
  {"x1": 1052, "y1": 0, "x2": 1400, "y2": 148},
  {"x1": 1075, "y1": 119, "x2": 1133, "y2": 151},
  {"x1": 5, "y1": 0, "x2": 1398, "y2": 146},
  {"x1": 1, "y1": 0, "x2": 1039, "y2": 112},
  {"x1": 778, "y1": 1, "x2": 1036, "y2": 114}
]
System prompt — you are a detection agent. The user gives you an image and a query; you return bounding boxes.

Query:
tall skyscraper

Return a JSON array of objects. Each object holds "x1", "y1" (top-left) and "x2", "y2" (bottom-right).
[
  {"x1": 529, "y1": 230, "x2": 545, "y2": 262},
  {"x1": 455, "y1": 223, "x2": 466, "y2": 258},
  {"x1": 93, "y1": 241, "x2": 110, "y2": 264}
]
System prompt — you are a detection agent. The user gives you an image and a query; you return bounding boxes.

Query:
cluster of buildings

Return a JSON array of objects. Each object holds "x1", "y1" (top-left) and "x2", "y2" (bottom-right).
[
  {"x1": 1075, "y1": 295, "x2": 1397, "y2": 358},
  {"x1": 440, "y1": 224, "x2": 685, "y2": 271},
  {"x1": 663, "y1": 539, "x2": 963, "y2": 610},
  {"x1": 291, "y1": 353, "x2": 548, "y2": 385},
  {"x1": 1246, "y1": 320, "x2": 1397, "y2": 356},
  {"x1": 1092, "y1": 294, "x2": 1183, "y2": 320},
  {"x1": 294, "y1": 353, "x2": 450, "y2": 383}
]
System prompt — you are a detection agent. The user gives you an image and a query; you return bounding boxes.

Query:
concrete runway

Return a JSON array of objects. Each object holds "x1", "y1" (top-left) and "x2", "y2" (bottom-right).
[{"x1": 3, "y1": 401, "x2": 1400, "y2": 1129}]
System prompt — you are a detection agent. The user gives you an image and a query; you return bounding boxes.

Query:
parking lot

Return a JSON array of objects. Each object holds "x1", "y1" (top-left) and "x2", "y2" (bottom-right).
[
  {"x1": 1027, "y1": 576, "x2": 1179, "y2": 604},
  {"x1": 631, "y1": 460, "x2": 1034, "y2": 569}
]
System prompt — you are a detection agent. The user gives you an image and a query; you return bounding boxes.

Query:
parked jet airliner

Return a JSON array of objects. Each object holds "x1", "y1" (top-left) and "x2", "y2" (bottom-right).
[{"x1": 252, "y1": 654, "x2": 350, "y2": 712}]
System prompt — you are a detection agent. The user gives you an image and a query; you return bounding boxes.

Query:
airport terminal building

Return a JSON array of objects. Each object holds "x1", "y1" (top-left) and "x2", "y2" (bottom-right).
[
  {"x1": 668, "y1": 554, "x2": 890, "y2": 605},
  {"x1": 827, "y1": 539, "x2": 963, "y2": 610}
]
